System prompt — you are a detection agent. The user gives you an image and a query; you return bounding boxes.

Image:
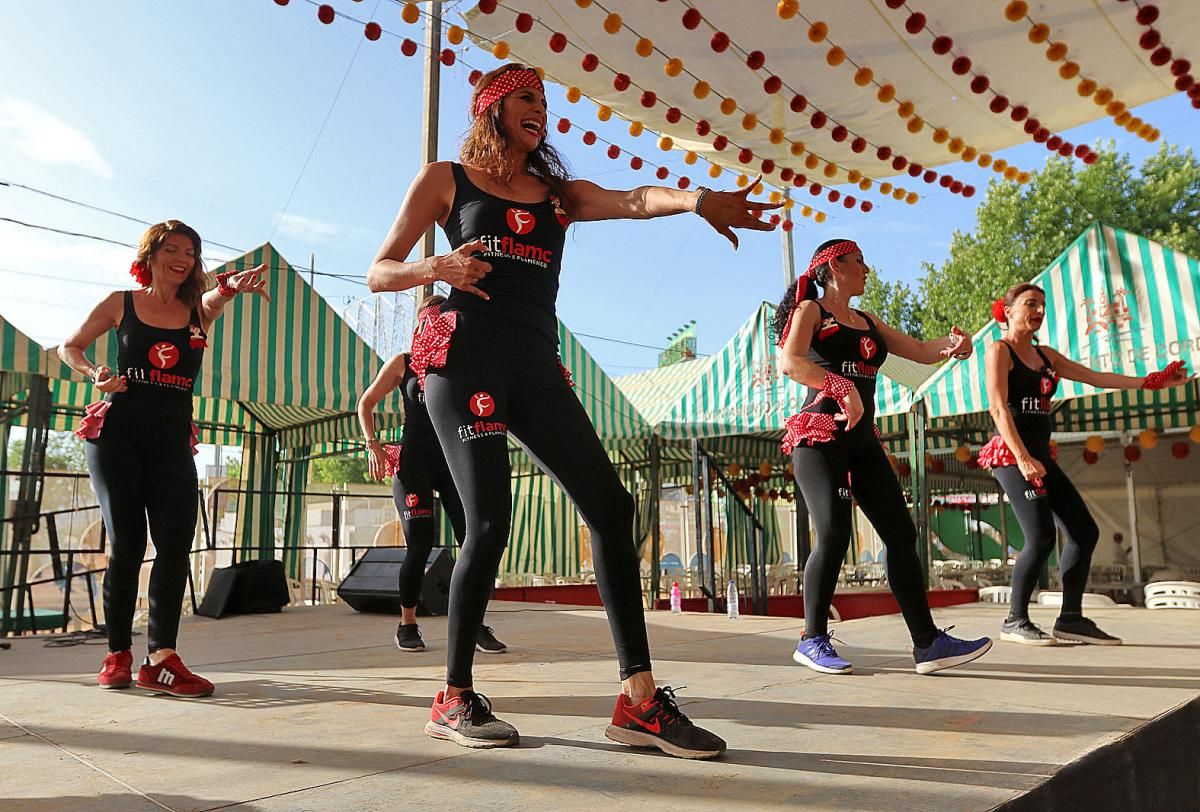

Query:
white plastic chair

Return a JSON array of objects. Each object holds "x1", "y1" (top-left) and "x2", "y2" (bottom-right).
[
  {"x1": 1146, "y1": 595, "x2": 1200, "y2": 609},
  {"x1": 1144, "y1": 581, "x2": 1200, "y2": 600},
  {"x1": 978, "y1": 585, "x2": 1012, "y2": 604},
  {"x1": 1037, "y1": 591, "x2": 1120, "y2": 608}
]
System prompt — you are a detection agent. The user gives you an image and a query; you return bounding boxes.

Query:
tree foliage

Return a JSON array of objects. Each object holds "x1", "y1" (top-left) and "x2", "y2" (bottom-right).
[
  {"x1": 6, "y1": 432, "x2": 88, "y2": 472},
  {"x1": 860, "y1": 271, "x2": 925, "y2": 339},
  {"x1": 869, "y1": 142, "x2": 1200, "y2": 339},
  {"x1": 310, "y1": 453, "x2": 372, "y2": 485}
]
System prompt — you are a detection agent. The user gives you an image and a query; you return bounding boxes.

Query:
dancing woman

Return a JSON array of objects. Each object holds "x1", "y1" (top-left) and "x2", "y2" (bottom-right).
[
  {"x1": 368, "y1": 63, "x2": 773, "y2": 757},
  {"x1": 980, "y1": 283, "x2": 1186, "y2": 645},
  {"x1": 60, "y1": 220, "x2": 268, "y2": 697},
  {"x1": 775, "y1": 238, "x2": 993, "y2": 675}
]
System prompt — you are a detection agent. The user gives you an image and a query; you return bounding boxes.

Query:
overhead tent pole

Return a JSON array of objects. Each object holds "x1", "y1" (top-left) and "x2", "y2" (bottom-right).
[
  {"x1": 909, "y1": 400, "x2": 932, "y2": 585},
  {"x1": 417, "y1": 0, "x2": 442, "y2": 307},
  {"x1": 649, "y1": 434, "x2": 662, "y2": 605},
  {"x1": 781, "y1": 192, "x2": 796, "y2": 287}
]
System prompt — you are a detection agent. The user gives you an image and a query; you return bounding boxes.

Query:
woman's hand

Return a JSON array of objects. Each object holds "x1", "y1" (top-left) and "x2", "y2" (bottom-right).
[
  {"x1": 699, "y1": 176, "x2": 780, "y2": 249},
  {"x1": 366, "y1": 443, "x2": 388, "y2": 481},
  {"x1": 1016, "y1": 454, "x2": 1047, "y2": 483},
  {"x1": 835, "y1": 388, "x2": 865, "y2": 431},
  {"x1": 432, "y1": 240, "x2": 492, "y2": 299},
  {"x1": 92, "y1": 366, "x2": 127, "y2": 394},
  {"x1": 224, "y1": 264, "x2": 271, "y2": 301},
  {"x1": 942, "y1": 326, "x2": 972, "y2": 360}
]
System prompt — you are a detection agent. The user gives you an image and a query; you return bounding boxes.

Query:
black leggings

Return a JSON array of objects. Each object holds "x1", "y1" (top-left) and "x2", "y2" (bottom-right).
[
  {"x1": 391, "y1": 433, "x2": 467, "y2": 608},
  {"x1": 85, "y1": 409, "x2": 198, "y2": 654},
  {"x1": 424, "y1": 311, "x2": 650, "y2": 688},
  {"x1": 792, "y1": 430, "x2": 939, "y2": 647},
  {"x1": 993, "y1": 460, "x2": 1099, "y2": 619}
]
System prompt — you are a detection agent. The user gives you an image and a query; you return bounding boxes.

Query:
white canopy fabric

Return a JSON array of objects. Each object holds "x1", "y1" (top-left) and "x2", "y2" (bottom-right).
[{"x1": 465, "y1": 1, "x2": 1196, "y2": 215}]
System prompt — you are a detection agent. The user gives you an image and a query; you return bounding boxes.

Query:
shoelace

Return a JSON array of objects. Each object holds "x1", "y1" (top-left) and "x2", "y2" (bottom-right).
[
  {"x1": 653, "y1": 686, "x2": 691, "y2": 727},
  {"x1": 463, "y1": 691, "x2": 496, "y2": 722},
  {"x1": 809, "y1": 632, "x2": 847, "y2": 659}
]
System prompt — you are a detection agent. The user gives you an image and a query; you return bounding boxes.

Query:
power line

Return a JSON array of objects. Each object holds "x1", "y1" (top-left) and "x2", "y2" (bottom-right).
[{"x1": 0, "y1": 267, "x2": 123, "y2": 288}]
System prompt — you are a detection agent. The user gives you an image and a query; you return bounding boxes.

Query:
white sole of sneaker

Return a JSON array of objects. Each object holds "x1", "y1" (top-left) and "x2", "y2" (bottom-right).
[
  {"x1": 915, "y1": 639, "x2": 993, "y2": 674},
  {"x1": 1052, "y1": 630, "x2": 1122, "y2": 645},
  {"x1": 98, "y1": 682, "x2": 132, "y2": 689},
  {"x1": 475, "y1": 644, "x2": 507, "y2": 654},
  {"x1": 424, "y1": 721, "x2": 518, "y2": 748},
  {"x1": 135, "y1": 683, "x2": 215, "y2": 698},
  {"x1": 604, "y1": 724, "x2": 724, "y2": 760},
  {"x1": 1000, "y1": 631, "x2": 1058, "y2": 646},
  {"x1": 395, "y1": 641, "x2": 426, "y2": 652},
  {"x1": 791, "y1": 648, "x2": 853, "y2": 674}
]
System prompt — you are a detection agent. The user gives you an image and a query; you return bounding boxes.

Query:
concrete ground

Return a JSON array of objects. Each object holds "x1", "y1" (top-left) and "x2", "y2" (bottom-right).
[{"x1": 1, "y1": 601, "x2": 1197, "y2": 811}]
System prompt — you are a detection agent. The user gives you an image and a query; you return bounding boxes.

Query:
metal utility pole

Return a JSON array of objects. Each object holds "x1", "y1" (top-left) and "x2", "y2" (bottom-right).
[
  {"x1": 418, "y1": 0, "x2": 443, "y2": 308},
  {"x1": 309, "y1": 252, "x2": 315, "y2": 289},
  {"x1": 781, "y1": 193, "x2": 796, "y2": 287}
]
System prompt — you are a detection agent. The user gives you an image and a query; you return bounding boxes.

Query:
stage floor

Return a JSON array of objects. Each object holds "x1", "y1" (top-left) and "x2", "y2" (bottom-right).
[{"x1": 1, "y1": 601, "x2": 1197, "y2": 811}]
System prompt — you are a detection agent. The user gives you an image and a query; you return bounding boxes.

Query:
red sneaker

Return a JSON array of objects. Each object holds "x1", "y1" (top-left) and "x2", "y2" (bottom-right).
[
  {"x1": 605, "y1": 686, "x2": 726, "y2": 759},
  {"x1": 98, "y1": 650, "x2": 133, "y2": 689},
  {"x1": 424, "y1": 690, "x2": 519, "y2": 748},
  {"x1": 136, "y1": 653, "x2": 214, "y2": 698}
]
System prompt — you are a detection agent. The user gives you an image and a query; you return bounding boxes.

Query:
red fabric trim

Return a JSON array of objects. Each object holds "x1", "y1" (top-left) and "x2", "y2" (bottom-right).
[
  {"x1": 1142, "y1": 360, "x2": 1186, "y2": 390},
  {"x1": 409, "y1": 307, "x2": 458, "y2": 389},
  {"x1": 189, "y1": 423, "x2": 200, "y2": 457},
  {"x1": 781, "y1": 411, "x2": 840, "y2": 454},
  {"x1": 823, "y1": 372, "x2": 855, "y2": 401},
  {"x1": 75, "y1": 400, "x2": 111, "y2": 440},
  {"x1": 977, "y1": 435, "x2": 1018, "y2": 469},
  {"x1": 557, "y1": 355, "x2": 575, "y2": 388},
  {"x1": 215, "y1": 270, "x2": 237, "y2": 298},
  {"x1": 383, "y1": 443, "x2": 402, "y2": 477}
]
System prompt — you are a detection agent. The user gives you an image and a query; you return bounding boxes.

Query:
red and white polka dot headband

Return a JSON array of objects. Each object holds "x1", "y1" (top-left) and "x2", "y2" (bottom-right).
[
  {"x1": 795, "y1": 240, "x2": 861, "y2": 303},
  {"x1": 473, "y1": 68, "x2": 544, "y2": 118}
]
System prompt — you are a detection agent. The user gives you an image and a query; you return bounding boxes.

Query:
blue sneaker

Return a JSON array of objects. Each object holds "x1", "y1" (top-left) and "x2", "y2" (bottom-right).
[
  {"x1": 913, "y1": 627, "x2": 992, "y2": 675},
  {"x1": 792, "y1": 633, "x2": 853, "y2": 674}
]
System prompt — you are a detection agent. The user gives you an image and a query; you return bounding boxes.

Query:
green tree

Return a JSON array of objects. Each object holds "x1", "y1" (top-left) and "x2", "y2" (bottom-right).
[
  {"x1": 860, "y1": 271, "x2": 924, "y2": 339},
  {"x1": 919, "y1": 142, "x2": 1200, "y2": 338},
  {"x1": 310, "y1": 453, "x2": 372, "y2": 485},
  {"x1": 6, "y1": 432, "x2": 88, "y2": 471}
]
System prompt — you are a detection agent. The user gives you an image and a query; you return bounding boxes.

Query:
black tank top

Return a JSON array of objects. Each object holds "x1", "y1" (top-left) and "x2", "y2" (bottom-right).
[
  {"x1": 108, "y1": 290, "x2": 205, "y2": 422},
  {"x1": 801, "y1": 303, "x2": 888, "y2": 432},
  {"x1": 1000, "y1": 342, "x2": 1057, "y2": 456},
  {"x1": 399, "y1": 353, "x2": 434, "y2": 439},
  {"x1": 441, "y1": 162, "x2": 567, "y2": 342}
]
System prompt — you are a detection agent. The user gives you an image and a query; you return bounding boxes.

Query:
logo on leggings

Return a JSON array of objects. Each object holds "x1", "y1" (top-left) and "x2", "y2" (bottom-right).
[
  {"x1": 506, "y1": 208, "x2": 536, "y2": 235},
  {"x1": 469, "y1": 391, "x2": 495, "y2": 417},
  {"x1": 406, "y1": 493, "x2": 420, "y2": 508},
  {"x1": 837, "y1": 486, "x2": 852, "y2": 501},
  {"x1": 148, "y1": 342, "x2": 179, "y2": 369},
  {"x1": 1023, "y1": 484, "x2": 1048, "y2": 501}
]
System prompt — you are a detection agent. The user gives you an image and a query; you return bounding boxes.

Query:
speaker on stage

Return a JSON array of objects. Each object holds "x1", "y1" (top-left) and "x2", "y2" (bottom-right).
[
  {"x1": 337, "y1": 547, "x2": 455, "y2": 616},
  {"x1": 197, "y1": 558, "x2": 290, "y2": 619}
]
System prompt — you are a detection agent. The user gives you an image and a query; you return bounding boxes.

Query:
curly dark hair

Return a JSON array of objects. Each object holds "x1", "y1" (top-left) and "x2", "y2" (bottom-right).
[
  {"x1": 770, "y1": 238, "x2": 854, "y2": 343},
  {"x1": 461, "y1": 64, "x2": 572, "y2": 212},
  {"x1": 130, "y1": 220, "x2": 205, "y2": 307}
]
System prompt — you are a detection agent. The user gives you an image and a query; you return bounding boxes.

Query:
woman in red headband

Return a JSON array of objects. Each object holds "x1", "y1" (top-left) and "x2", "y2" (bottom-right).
[
  {"x1": 368, "y1": 63, "x2": 773, "y2": 758},
  {"x1": 981, "y1": 283, "x2": 1187, "y2": 646},
  {"x1": 774, "y1": 238, "x2": 993, "y2": 676}
]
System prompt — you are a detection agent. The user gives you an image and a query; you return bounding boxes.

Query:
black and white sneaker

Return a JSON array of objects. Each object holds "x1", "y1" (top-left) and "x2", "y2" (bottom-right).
[
  {"x1": 425, "y1": 690, "x2": 519, "y2": 748},
  {"x1": 475, "y1": 624, "x2": 507, "y2": 654},
  {"x1": 1053, "y1": 616, "x2": 1122, "y2": 645},
  {"x1": 394, "y1": 623, "x2": 425, "y2": 652},
  {"x1": 1000, "y1": 617, "x2": 1058, "y2": 646}
]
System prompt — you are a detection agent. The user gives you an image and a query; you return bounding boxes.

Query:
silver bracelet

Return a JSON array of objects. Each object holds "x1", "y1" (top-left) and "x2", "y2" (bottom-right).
[{"x1": 694, "y1": 187, "x2": 711, "y2": 216}]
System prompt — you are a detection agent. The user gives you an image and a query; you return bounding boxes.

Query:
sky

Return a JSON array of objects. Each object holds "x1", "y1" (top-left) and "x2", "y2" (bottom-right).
[{"x1": 2, "y1": 0, "x2": 1199, "y2": 377}]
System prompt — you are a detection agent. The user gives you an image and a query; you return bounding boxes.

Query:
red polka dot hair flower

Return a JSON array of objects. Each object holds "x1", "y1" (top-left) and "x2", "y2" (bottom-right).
[
  {"x1": 991, "y1": 298, "x2": 1007, "y2": 324},
  {"x1": 130, "y1": 261, "x2": 151, "y2": 287}
]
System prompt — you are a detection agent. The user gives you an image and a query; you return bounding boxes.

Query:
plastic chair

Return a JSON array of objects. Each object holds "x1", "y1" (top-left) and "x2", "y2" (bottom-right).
[
  {"x1": 1144, "y1": 581, "x2": 1200, "y2": 600},
  {"x1": 1037, "y1": 591, "x2": 1120, "y2": 608},
  {"x1": 1146, "y1": 595, "x2": 1200, "y2": 609},
  {"x1": 978, "y1": 585, "x2": 1012, "y2": 604}
]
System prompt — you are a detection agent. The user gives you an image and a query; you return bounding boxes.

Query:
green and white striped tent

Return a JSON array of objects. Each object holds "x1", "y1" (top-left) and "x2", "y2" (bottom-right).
[
  {"x1": 33, "y1": 244, "x2": 404, "y2": 570},
  {"x1": 917, "y1": 224, "x2": 1200, "y2": 431}
]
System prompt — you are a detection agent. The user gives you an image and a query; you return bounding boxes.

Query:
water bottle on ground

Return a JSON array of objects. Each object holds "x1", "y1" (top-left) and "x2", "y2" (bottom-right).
[
  {"x1": 727, "y1": 579, "x2": 740, "y2": 620},
  {"x1": 670, "y1": 581, "x2": 682, "y2": 614}
]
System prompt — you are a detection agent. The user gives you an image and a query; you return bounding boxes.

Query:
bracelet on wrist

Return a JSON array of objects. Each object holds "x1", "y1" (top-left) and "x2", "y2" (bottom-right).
[
  {"x1": 364, "y1": 437, "x2": 382, "y2": 447},
  {"x1": 215, "y1": 270, "x2": 238, "y2": 298},
  {"x1": 693, "y1": 187, "x2": 710, "y2": 216}
]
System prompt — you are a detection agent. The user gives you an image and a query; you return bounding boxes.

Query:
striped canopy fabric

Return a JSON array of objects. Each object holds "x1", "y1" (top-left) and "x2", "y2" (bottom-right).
[{"x1": 918, "y1": 224, "x2": 1200, "y2": 426}]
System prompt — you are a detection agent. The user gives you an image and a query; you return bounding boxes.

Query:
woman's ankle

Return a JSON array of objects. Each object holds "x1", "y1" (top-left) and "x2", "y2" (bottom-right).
[{"x1": 148, "y1": 648, "x2": 175, "y2": 666}]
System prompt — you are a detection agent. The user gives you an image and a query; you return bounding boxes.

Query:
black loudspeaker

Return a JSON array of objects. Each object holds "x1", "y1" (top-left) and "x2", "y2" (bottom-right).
[
  {"x1": 197, "y1": 558, "x2": 290, "y2": 619},
  {"x1": 337, "y1": 547, "x2": 455, "y2": 616}
]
